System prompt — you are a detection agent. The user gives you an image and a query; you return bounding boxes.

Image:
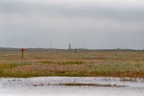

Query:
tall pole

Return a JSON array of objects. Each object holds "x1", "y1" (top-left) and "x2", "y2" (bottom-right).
[
  {"x1": 21, "y1": 48, "x2": 25, "y2": 60},
  {"x1": 22, "y1": 52, "x2": 23, "y2": 60}
]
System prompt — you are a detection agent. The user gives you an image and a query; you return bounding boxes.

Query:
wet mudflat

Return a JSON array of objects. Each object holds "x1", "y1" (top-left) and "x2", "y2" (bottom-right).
[{"x1": 0, "y1": 77, "x2": 144, "y2": 96}]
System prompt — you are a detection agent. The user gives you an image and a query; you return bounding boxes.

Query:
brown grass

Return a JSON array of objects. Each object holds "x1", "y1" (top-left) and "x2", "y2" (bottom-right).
[{"x1": 0, "y1": 51, "x2": 144, "y2": 78}]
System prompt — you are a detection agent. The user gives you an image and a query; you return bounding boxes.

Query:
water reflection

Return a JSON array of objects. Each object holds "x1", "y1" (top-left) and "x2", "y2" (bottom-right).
[{"x1": 0, "y1": 77, "x2": 144, "y2": 96}]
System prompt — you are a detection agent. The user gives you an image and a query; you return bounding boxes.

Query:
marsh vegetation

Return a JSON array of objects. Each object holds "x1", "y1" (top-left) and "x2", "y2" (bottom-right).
[{"x1": 0, "y1": 51, "x2": 144, "y2": 78}]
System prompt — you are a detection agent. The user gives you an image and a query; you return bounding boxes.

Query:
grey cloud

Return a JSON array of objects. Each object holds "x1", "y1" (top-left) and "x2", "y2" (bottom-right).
[
  {"x1": 0, "y1": 1, "x2": 144, "y2": 49},
  {"x1": 0, "y1": 2, "x2": 144, "y2": 21}
]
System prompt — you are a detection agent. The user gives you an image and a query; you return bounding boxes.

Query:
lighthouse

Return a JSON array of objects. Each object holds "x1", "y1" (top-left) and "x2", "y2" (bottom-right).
[{"x1": 69, "y1": 43, "x2": 71, "y2": 49}]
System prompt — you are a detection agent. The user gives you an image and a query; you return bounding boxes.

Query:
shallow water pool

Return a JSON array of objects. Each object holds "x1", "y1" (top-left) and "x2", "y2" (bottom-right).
[{"x1": 0, "y1": 77, "x2": 144, "y2": 96}]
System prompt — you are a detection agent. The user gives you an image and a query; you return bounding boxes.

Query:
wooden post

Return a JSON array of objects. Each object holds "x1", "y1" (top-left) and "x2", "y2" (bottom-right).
[{"x1": 21, "y1": 48, "x2": 25, "y2": 60}]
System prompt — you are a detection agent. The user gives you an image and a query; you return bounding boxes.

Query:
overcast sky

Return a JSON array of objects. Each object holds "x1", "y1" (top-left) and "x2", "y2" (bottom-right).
[{"x1": 0, "y1": 0, "x2": 144, "y2": 49}]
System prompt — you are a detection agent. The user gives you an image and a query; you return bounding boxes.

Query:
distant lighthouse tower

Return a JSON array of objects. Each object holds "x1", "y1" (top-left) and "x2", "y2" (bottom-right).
[{"x1": 69, "y1": 43, "x2": 71, "y2": 49}]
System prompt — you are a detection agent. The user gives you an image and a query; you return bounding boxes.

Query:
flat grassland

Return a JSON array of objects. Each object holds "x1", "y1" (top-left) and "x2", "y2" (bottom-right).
[{"x1": 0, "y1": 51, "x2": 144, "y2": 78}]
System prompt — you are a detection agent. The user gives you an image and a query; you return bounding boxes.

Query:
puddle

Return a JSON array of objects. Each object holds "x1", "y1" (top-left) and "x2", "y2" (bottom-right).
[{"x1": 0, "y1": 77, "x2": 144, "y2": 96}]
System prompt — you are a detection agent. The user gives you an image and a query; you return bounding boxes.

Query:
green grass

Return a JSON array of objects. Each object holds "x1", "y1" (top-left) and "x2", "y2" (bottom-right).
[
  {"x1": 58, "y1": 83, "x2": 127, "y2": 87},
  {"x1": 87, "y1": 63, "x2": 144, "y2": 77},
  {"x1": 41, "y1": 60, "x2": 84, "y2": 65}
]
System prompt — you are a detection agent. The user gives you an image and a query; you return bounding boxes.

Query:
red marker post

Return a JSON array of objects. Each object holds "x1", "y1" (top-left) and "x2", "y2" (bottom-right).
[{"x1": 21, "y1": 48, "x2": 25, "y2": 60}]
